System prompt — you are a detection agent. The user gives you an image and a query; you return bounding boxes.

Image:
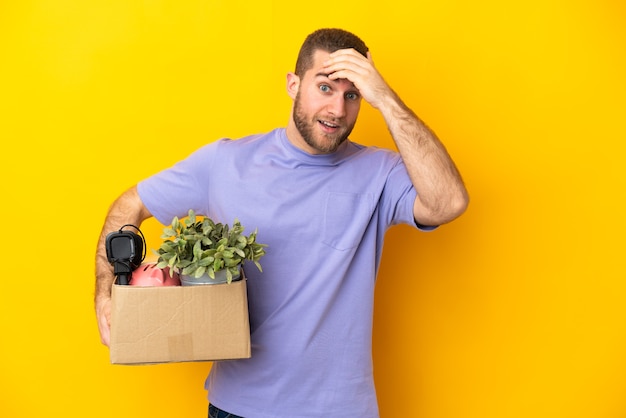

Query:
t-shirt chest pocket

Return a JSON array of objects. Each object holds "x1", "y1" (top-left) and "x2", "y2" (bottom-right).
[{"x1": 322, "y1": 192, "x2": 375, "y2": 251}]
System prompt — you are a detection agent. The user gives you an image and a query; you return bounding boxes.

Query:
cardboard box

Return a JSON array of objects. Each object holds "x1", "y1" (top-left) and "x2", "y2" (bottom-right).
[{"x1": 110, "y1": 279, "x2": 251, "y2": 364}]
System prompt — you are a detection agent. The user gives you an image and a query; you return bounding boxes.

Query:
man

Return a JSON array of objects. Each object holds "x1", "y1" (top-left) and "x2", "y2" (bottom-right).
[{"x1": 95, "y1": 28, "x2": 468, "y2": 417}]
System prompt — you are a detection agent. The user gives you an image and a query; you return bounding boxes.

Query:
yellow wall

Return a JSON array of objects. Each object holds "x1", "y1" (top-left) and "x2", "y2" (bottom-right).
[{"x1": 1, "y1": 1, "x2": 625, "y2": 417}]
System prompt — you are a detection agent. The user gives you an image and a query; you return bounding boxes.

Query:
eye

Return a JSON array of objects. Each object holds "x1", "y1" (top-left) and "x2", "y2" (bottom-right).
[
  {"x1": 319, "y1": 84, "x2": 331, "y2": 93},
  {"x1": 345, "y1": 92, "x2": 360, "y2": 101}
]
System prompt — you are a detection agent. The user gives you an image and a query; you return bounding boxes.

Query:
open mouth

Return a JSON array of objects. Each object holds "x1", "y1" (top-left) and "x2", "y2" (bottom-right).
[{"x1": 318, "y1": 120, "x2": 340, "y2": 132}]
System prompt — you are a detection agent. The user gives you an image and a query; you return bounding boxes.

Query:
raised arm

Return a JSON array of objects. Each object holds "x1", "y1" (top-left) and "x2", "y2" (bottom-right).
[
  {"x1": 94, "y1": 185, "x2": 152, "y2": 346},
  {"x1": 323, "y1": 49, "x2": 469, "y2": 226}
]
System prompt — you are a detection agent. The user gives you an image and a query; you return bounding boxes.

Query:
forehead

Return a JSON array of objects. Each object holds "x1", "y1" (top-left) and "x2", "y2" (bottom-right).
[
  {"x1": 302, "y1": 50, "x2": 357, "y2": 89},
  {"x1": 311, "y1": 49, "x2": 331, "y2": 65},
  {"x1": 301, "y1": 49, "x2": 331, "y2": 76}
]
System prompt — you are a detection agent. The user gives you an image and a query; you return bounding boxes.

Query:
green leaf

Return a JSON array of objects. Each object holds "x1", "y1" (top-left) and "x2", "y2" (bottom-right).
[
  {"x1": 225, "y1": 258, "x2": 240, "y2": 267},
  {"x1": 159, "y1": 252, "x2": 173, "y2": 261},
  {"x1": 161, "y1": 227, "x2": 176, "y2": 238},
  {"x1": 203, "y1": 249, "x2": 217, "y2": 257},
  {"x1": 193, "y1": 240, "x2": 202, "y2": 258},
  {"x1": 198, "y1": 257, "x2": 212, "y2": 267},
  {"x1": 168, "y1": 256, "x2": 177, "y2": 268},
  {"x1": 178, "y1": 259, "x2": 192, "y2": 268}
]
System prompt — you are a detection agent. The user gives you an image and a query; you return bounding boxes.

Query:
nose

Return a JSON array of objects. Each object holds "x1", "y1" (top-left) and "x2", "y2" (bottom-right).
[{"x1": 327, "y1": 94, "x2": 346, "y2": 118}]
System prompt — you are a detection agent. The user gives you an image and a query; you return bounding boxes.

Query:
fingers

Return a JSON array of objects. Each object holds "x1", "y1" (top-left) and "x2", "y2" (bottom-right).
[
  {"x1": 96, "y1": 299, "x2": 112, "y2": 347},
  {"x1": 328, "y1": 48, "x2": 372, "y2": 64},
  {"x1": 322, "y1": 48, "x2": 389, "y2": 108},
  {"x1": 323, "y1": 49, "x2": 372, "y2": 80},
  {"x1": 98, "y1": 317, "x2": 111, "y2": 347}
]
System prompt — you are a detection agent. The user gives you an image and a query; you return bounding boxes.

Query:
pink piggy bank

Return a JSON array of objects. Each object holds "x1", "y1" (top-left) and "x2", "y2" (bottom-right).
[{"x1": 130, "y1": 263, "x2": 180, "y2": 287}]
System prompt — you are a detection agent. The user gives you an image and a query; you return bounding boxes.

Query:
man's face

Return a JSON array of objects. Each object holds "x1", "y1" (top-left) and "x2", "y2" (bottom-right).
[{"x1": 289, "y1": 50, "x2": 362, "y2": 154}]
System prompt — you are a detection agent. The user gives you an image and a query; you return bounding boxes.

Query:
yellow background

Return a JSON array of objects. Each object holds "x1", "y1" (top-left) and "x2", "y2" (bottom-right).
[{"x1": 1, "y1": 1, "x2": 625, "y2": 417}]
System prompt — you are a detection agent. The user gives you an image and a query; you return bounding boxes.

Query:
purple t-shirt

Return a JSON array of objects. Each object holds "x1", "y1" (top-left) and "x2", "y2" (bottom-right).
[{"x1": 138, "y1": 128, "x2": 421, "y2": 417}]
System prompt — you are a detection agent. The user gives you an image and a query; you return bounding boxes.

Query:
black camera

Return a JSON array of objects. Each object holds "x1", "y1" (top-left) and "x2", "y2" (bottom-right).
[{"x1": 105, "y1": 225, "x2": 145, "y2": 285}]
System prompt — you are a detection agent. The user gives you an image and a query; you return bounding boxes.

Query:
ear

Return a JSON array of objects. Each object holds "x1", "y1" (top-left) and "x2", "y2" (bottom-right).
[{"x1": 286, "y1": 72, "x2": 300, "y2": 100}]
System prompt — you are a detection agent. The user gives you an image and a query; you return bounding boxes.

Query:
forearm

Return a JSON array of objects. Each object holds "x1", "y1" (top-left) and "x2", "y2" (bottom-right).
[
  {"x1": 379, "y1": 92, "x2": 468, "y2": 225},
  {"x1": 94, "y1": 186, "x2": 151, "y2": 302}
]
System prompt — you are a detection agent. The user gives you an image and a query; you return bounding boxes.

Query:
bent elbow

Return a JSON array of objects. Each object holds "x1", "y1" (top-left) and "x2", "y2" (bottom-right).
[
  {"x1": 415, "y1": 190, "x2": 469, "y2": 226},
  {"x1": 446, "y1": 191, "x2": 470, "y2": 222}
]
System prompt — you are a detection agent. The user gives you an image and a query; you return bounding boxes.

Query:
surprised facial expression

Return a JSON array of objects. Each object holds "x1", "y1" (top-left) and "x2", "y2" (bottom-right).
[{"x1": 289, "y1": 50, "x2": 362, "y2": 154}]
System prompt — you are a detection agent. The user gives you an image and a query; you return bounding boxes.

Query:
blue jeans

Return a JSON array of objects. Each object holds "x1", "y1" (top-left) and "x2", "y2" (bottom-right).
[{"x1": 208, "y1": 404, "x2": 244, "y2": 418}]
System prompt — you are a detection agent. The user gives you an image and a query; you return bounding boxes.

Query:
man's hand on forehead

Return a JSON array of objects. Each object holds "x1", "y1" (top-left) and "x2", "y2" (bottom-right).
[{"x1": 321, "y1": 48, "x2": 391, "y2": 109}]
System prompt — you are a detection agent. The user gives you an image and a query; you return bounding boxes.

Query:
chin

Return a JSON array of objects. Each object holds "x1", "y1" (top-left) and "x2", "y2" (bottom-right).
[{"x1": 313, "y1": 137, "x2": 345, "y2": 154}]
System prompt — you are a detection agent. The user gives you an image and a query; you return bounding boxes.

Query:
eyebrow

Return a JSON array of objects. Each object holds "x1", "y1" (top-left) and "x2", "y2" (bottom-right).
[{"x1": 314, "y1": 72, "x2": 357, "y2": 89}]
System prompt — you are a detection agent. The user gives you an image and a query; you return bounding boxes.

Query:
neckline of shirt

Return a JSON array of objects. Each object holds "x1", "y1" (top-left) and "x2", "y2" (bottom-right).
[{"x1": 277, "y1": 128, "x2": 354, "y2": 167}]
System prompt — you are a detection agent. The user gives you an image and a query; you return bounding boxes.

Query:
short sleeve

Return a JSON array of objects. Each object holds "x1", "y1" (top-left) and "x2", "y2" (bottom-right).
[{"x1": 137, "y1": 141, "x2": 220, "y2": 225}]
